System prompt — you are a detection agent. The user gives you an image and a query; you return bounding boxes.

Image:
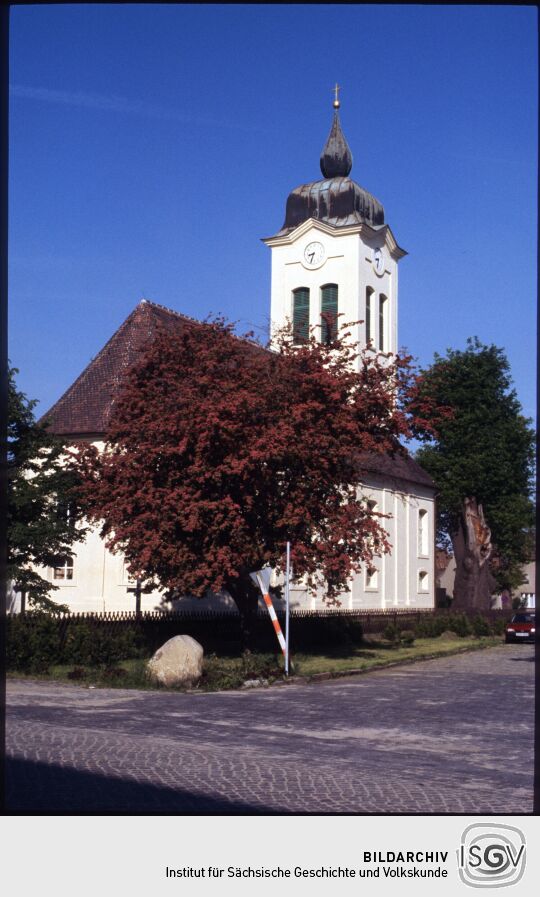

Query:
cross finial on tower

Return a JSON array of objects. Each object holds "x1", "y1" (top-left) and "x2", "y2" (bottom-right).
[{"x1": 333, "y1": 83, "x2": 341, "y2": 109}]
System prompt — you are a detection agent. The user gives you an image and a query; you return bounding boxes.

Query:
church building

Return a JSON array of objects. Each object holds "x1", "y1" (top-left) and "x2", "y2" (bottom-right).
[{"x1": 38, "y1": 95, "x2": 436, "y2": 614}]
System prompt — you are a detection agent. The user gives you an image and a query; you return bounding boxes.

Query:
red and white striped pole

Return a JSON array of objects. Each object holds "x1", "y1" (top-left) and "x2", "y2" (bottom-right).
[
  {"x1": 259, "y1": 581, "x2": 287, "y2": 656},
  {"x1": 251, "y1": 568, "x2": 287, "y2": 658}
]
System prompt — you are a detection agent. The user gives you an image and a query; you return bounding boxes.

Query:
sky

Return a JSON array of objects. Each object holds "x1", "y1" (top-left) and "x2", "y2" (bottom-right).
[{"x1": 8, "y1": 4, "x2": 538, "y2": 422}]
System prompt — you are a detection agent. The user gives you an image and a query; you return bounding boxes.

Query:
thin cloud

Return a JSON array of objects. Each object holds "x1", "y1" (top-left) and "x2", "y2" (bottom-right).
[{"x1": 10, "y1": 84, "x2": 266, "y2": 133}]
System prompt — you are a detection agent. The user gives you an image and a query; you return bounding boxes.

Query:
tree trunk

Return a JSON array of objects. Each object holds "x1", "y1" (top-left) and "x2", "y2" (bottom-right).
[
  {"x1": 227, "y1": 573, "x2": 261, "y2": 651},
  {"x1": 452, "y1": 497, "x2": 496, "y2": 610}
]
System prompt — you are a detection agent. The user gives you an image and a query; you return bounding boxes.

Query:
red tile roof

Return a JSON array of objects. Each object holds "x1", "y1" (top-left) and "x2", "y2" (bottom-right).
[
  {"x1": 356, "y1": 450, "x2": 435, "y2": 489},
  {"x1": 41, "y1": 300, "x2": 194, "y2": 437}
]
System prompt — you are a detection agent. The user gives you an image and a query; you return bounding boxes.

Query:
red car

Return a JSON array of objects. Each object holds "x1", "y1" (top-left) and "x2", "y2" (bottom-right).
[{"x1": 505, "y1": 612, "x2": 536, "y2": 644}]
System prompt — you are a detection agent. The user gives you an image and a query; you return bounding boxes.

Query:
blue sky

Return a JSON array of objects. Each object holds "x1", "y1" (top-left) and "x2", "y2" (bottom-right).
[{"x1": 9, "y1": 4, "x2": 538, "y2": 421}]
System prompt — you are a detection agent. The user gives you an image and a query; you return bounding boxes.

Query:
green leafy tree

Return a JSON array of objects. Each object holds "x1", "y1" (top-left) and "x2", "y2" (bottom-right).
[
  {"x1": 413, "y1": 338, "x2": 535, "y2": 608},
  {"x1": 7, "y1": 367, "x2": 86, "y2": 610}
]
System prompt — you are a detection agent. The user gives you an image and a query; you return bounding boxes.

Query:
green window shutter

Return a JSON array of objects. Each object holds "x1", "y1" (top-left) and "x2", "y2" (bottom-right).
[
  {"x1": 293, "y1": 288, "x2": 310, "y2": 342},
  {"x1": 321, "y1": 284, "x2": 338, "y2": 343}
]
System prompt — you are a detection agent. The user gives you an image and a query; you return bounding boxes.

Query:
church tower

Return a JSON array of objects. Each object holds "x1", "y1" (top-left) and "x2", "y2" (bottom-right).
[{"x1": 263, "y1": 88, "x2": 406, "y2": 359}]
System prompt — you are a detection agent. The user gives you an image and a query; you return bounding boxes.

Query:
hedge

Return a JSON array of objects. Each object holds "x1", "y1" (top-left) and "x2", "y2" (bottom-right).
[{"x1": 6, "y1": 607, "x2": 511, "y2": 673}]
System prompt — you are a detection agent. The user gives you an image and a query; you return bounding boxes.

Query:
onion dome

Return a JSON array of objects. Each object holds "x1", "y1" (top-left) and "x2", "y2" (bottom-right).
[
  {"x1": 276, "y1": 88, "x2": 385, "y2": 235},
  {"x1": 282, "y1": 177, "x2": 385, "y2": 233}
]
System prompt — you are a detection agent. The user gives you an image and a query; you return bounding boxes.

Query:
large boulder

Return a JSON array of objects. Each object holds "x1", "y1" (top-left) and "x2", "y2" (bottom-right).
[{"x1": 147, "y1": 635, "x2": 203, "y2": 688}]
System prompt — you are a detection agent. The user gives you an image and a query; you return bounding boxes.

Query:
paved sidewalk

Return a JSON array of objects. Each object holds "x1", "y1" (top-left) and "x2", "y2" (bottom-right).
[{"x1": 6, "y1": 644, "x2": 534, "y2": 813}]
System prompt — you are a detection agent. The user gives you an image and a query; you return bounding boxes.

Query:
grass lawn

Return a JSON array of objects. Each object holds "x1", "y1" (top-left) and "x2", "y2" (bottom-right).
[
  {"x1": 7, "y1": 635, "x2": 502, "y2": 692},
  {"x1": 291, "y1": 635, "x2": 501, "y2": 677}
]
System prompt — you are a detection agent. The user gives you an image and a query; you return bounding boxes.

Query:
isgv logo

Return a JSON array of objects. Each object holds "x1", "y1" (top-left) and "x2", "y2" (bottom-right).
[{"x1": 458, "y1": 824, "x2": 526, "y2": 888}]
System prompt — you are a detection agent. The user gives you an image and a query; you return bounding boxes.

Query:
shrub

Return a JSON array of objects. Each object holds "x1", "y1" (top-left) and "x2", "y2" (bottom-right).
[
  {"x1": 62, "y1": 623, "x2": 141, "y2": 666},
  {"x1": 416, "y1": 613, "x2": 472, "y2": 638},
  {"x1": 383, "y1": 622, "x2": 401, "y2": 645},
  {"x1": 101, "y1": 666, "x2": 127, "y2": 681},
  {"x1": 470, "y1": 615, "x2": 492, "y2": 637},
  {"x1": 7, "y1": 616, "x2": 146, "y2": 672},
  {"x1": 492, "y1": 617, "x2": 509, "y2": 635},
  {"x1": 446, "y1": 613, "x2": 473, "y2": 637},
  {"x1": 67, "y1": 666, "x2": 87, "y2": 680},
  {"x1": 241, "y1": 650, "x2": 282, "y2": 680},
  {"x1": 201, "y1": 660, "x2": 244, "y2": 691},
  {"x1": 414, "y1": 615, "x2": 449, "y2": 638},
  {"x1": 289, "y1": 615, "x2": 359, "y2": 651},
  {"x1": 7, "y1": 613, "x2": 63, "y2": 673},
  {"x1": 350, "y1": 620, "x2": 365, "y2": 645},
  {"x1": 399, "y1": 629, "x2": 415, "y2": 646},
  {"x1": 200, "y1": 651, "x2": 283, "y2": 692}
]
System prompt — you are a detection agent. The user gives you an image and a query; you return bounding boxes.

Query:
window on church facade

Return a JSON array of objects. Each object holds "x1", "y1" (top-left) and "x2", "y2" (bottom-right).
[
  {"x1": 52, "y1": 559, "x2": 74, "y2": 582},
  {"x1": 418, "y1": 570, "x2": 429, "y2": 592},
  {"x1": 379, "y1": 294, "x2": 388, "y2": 352},
  {"x1": 56, "y1": 498, "x2": 75, "y2": 525},
  {"x1": 366, "y1": 287, "x2": 374, "y2": 345},
  {"x1": 292, "y1": 288, "x2": 310, "y2": 342},
  {"x1": 365, "y1": 500, "x2": 380, "y2": 589},
  {"x1": 320, "y1": 283, "x2": 338, "y2": 344},
  {"x1": 418, "y1": 509, "x2": 428, "y2": 556},
  {"x1": 119, "y1": 559, "x2": 136, "y2": 587},
  {"x1": 366, "y1": 566, "x2": 379, "y2": 590}
]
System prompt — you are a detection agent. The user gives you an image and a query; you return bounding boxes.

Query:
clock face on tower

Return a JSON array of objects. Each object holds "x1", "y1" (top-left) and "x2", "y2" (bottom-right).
[
  {"x1": 303, "y1": 241, "x2": 326, "y2": 268},
  {"x1": 373, "y1": 248, "x2": 384, "y2": 276}
]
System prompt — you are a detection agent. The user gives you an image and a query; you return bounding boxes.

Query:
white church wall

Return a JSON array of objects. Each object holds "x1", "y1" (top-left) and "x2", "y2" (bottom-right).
[
  {"x1": 284, "y1": 475, "x2": 435, "y2": 612},
  {"x1": 36, "y1": 469, "x2": 435, "y2": 615},
  {"x1": 36, "y1": 524, "x2": 162, "y2": 614}
]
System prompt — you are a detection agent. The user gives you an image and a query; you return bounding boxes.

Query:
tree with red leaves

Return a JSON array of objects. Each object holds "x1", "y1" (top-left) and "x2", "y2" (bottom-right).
[{"x1": 77, "y1": 318, "x2": 432, "y2": 641}]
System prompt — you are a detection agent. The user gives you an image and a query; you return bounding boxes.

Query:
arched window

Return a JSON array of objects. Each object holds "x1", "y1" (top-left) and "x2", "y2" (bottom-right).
[
  {"x1": 321, "y1": 283, "x2": 338, "y2": 344},
  {"x1": 365, "y1": 498, "x2": 380, "y2": 589},
  {"x1": 418, "y1": 570, "x2": 429, "y2": 592},
  {"x1": 365, "y1": 499, "x2": 379, "y2": 550},
  {"x1": 366, "y1": 566, "x2": 379, "y2": 590},
  {"x1": 418, "y1": 509, "x2": 428, "y2": 556},
  {"x1": 379, "y1": 294, "x2": 388, "y2": 352},
  {"x1": 366, "y1": 287, "x2": 374, "y2": 345},
  {"x1": 292, "y1": 288, "x2": 310, "y2": 342}
]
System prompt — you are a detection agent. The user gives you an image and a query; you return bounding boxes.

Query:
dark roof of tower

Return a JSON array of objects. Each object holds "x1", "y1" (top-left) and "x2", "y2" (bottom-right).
[
  {"x1": 320, "y1": 110, "x2": 353, "y2": 178},
  {"x1": 280, "y1": 177, "x2": 385, "y2": 234},
  {"x1": 40, "y1": 300, "x2": 194, "y2": 437},
  {"x1": 275, "y1": 105, "x2": 385, "y2": 236}
]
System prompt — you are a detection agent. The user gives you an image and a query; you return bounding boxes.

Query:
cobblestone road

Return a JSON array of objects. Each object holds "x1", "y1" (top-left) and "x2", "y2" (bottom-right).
[{"x1": 6, "y1": 645, "x2": 534, "y2": 813}]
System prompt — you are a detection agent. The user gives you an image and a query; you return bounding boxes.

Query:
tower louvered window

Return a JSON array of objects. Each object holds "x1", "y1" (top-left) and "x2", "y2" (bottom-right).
[
  {"x1": 321, "y1": 283, "x2": 338, "y2": 344},
  {"x1": 292, "y1": 288, "x2": 310, "y2": 342},
  {"x1": 379, "y1": 294, "x2": 388, "y2": 352},
  {"x1": 366, "y1": 287, "x2": 374, "y2": 345}
]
